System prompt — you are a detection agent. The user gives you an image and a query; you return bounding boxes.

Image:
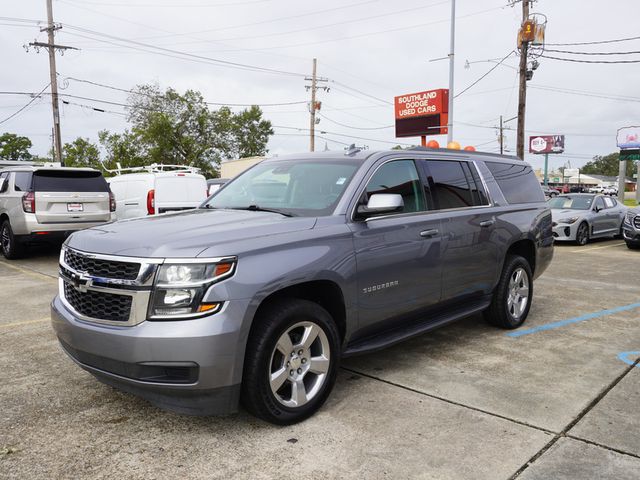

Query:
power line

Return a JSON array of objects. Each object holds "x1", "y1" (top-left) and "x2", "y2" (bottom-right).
[
  {"x1": 318, "y1": 113, "x2": 393, "y2": 131},
  {"x1": 454, "y1": 51, "x2": 515, "y2": 98},
  {"x1": 541, "y1": 55, "x2": 640, "y2": 64},
  {"x1": 544, "y1": 48, "x2": 640, "y2": 56},
  {"x1": 63, "y1": 77, "x2": 308, "y2": 106},
  {"x1": 61, "y1": 0, "x2": 275, "y2": 7},
  {"x1": 0, "y1": 83, "x2": 50, "y2": 125},
  {"x1": 530, "y1": 85, "x2": 640, "y2": 103},
  {"x1": 545, "y1": 35, "x2": 640, "y2": 47},
  {"x1": 330, "y1": 83, "x2": 392, "y2": 106},
  {"x1": 58, "y1": 24, "x2": 308, "y2": 78}
]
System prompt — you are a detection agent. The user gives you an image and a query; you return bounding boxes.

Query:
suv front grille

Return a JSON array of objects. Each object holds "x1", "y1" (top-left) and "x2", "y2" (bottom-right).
[
  {"x1": 64, "y1": 249, "x2": 140, "y2": 280},
  {"x1": 63, "y1": 281, "x2": 132, "y2": 322}
]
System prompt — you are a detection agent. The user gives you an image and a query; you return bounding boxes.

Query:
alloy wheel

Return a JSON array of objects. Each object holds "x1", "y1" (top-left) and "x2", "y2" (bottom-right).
[
  {"x1": 577, "y1": 223, "x2": 589, "y2": 245},
  {"x1": 269, "y1": 321, "x2": 331, "y2": 408},
  {"x1": 1, "y1": 225, "x2": 10, "y2": 254},
  {"x1": 507, "y1": 267, "x2": 529, "y2": 319}
]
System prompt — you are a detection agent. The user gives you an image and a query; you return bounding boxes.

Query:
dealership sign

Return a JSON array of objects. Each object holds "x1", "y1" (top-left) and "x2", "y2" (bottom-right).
[
  {"x1": 529, "y1": 135, "x2": 565, "y2": 154},
  {"x1": 617, "y1": 126, "x2": 640, "y2": 149},
  {"x1": 394, "y1": 88, "x2": 448, "y2": 138}
]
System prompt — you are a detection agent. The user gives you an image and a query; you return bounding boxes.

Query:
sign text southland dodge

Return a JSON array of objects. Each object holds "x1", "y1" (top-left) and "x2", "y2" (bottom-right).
[{"x1": 394, "y1": 89, "x2": 448, "y2": 120}]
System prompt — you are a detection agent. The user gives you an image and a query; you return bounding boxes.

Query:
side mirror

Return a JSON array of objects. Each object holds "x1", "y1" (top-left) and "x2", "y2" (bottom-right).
[
  {"x1": 357, "y1": 193, "x2": 404, "y2": 217},
  {"x1": 594, "y1": 206, "x2": 601, "y2": 213}
]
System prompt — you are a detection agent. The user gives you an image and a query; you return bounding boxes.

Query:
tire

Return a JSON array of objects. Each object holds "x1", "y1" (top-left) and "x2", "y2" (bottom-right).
[
  {"x1": 626, "y1": 241, "x2": 640, "y2": 250},
  {"x1": 241, "y1": 299, "x2": 341, "y2": 425},
  {"x1": 1, "y1": 220, "x2": 24, "y2": 260},
  {"x1": 484, "y1": 255, "x2": 533, "y2": 329},
  {"x1": 575, "y1": 222, "x2": 589, "y2": 246}
]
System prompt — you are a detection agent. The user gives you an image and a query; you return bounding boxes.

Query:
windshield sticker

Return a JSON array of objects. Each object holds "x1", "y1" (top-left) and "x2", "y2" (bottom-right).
[{"x1": 336, "y1": 177, "x2": 346, "y2": 185}]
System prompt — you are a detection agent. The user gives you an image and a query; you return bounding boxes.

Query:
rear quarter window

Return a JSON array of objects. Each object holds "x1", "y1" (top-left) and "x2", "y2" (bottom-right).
[
  {"x1": 13, "y1": 172, "x2": 32, "y2": 192},
  {"x1": 485, "y1": 161, "x2": 545, "y2": 204},
  {"x1": 33, "y1": 170, "x2": 109, "y2": 193}
]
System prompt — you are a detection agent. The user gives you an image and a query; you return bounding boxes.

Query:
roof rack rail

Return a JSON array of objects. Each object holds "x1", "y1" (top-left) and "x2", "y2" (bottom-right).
[{"x1": 103, "y1": 162, "x2": 201, "y2": 175}]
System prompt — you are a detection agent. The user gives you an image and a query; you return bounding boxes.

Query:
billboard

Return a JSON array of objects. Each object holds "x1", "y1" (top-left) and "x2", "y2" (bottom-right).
[
  {"x1": 395, "y1": 89, "x2": 448, "y2": 137},
  {"x1": 529, "y1": 135, "x2": 565, "y2": 154},
  {"x1": 617, "y1": 126, "x2": 640, "y2": 150}
]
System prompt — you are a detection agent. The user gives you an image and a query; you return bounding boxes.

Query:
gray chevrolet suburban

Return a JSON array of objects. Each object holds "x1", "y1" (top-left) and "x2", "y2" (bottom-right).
[{"x1": 51, "y1": 148, "x2": 553, "y2": 424}]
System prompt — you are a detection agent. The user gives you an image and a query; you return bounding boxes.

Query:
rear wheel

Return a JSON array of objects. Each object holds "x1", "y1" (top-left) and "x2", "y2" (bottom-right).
[
  {"x1": 1, "y1": 220, "x2": 24, "y2": 260},
  {"x1": 484, "y1": 255, "x2": 533, "y2": 329},
  {"x1": 241, "y1": 299, "x2": 340, "y2": 425},
  {"x1": 626, "y1": 241, "x2": 640, "y2": 250},
  {"x1": 575, "y1": 222, "x2": 589, "y2": 246}
]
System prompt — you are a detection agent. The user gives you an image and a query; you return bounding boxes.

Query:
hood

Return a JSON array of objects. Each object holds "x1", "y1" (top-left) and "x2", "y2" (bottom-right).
[
  {"x1": 67, "y1": 208, "x2": 317, "y2": 258},
  {"x1": 550, "y1": 208, "x2": 586, "y2": 220}
]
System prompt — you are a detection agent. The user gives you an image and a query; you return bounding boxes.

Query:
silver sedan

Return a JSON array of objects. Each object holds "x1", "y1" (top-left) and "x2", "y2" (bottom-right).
[{"x1": 550, "y1": 194, "x2": 627, "y2": 245}]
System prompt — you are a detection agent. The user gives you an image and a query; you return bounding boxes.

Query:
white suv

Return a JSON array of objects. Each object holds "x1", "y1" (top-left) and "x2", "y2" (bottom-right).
[{"x1": 0, "y1": 166, "x2": 115, "y2": 259}]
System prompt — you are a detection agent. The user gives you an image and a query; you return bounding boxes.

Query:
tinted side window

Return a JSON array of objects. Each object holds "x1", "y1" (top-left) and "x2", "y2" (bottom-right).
[
  {"x1": 33, "y1": 170, "x2": 109, "y2": 193},
  {"x1": 0, "y1": 172, "x2": 8, "y2": 193},
  {"x1": 426, "y1": 160, "x2": 476, "y2": 209},
  {"x1": 13, "y1": 172, "x2": 32, "y2": 192},
  {"x1": 365, "y1": 160, "x2": 426, "y2": 214},
  {"x1": 466, "y1": 162, "x2": 489, "y2": 205},
  {"x1": 594, "y1": 197, "x2": 605, "y2": 210},
  {"x1": 485, "y1": 162, "x2": 545, "y2": 204}
]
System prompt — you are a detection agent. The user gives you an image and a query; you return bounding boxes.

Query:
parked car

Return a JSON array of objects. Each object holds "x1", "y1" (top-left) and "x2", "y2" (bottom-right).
[
  {"x1": 588, "y1": 186, "x2": 605, "y2": 193},
  {"x1": 603, "y1": 186, "x2": 618, "y2": 196},
  {"x1": 549, "y1": 193, "x2": 627, "y2": 245},
  {"x1": 541, "y1": 185, "x2": 559, "y2": 198},
  {"x1": 0, "y1": 166, "x2": 114, "y2": 259},
  {"x1": 622, "y1": 208, "x2": 640, "y2": 249},
  {"x1": 51, "y1": 148, "x2": 553, "y2": 424},
  {"x1": 107, "y1": 164, "x2": 208, "y2": 220},
  {"x1": 207, "y1": 178, "x2": 229, "y2": 196}
]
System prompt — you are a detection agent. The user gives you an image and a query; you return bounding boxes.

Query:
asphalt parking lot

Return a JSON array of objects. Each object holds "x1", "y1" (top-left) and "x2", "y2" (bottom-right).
[{"x1": 1, "y1": 239, "x2": 639, "y2": 479}]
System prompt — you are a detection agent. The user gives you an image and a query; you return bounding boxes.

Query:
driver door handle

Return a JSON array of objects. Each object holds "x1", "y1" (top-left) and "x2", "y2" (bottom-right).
[
  {"x1": 420, "y1": 229, "x2": 439, "y2": 238},
  {"x1": 479, "y1": 219, "x2": 495, "y2": 227}
]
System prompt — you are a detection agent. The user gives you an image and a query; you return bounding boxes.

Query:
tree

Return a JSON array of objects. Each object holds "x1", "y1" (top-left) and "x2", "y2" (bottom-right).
[
  {"x1": 121, "y1": 84, "x2": 273, "y2": 177},
  {"x1": 0, "y1": 132, "x2": 32, "y2": 161},
  {"x1": 580, "y1": 152, "x2": 636, "y2": 177},
  {"x1": 62, "y1": 137, "x2": 102, "y2": 169},
  {"x1": 98, "y1": 130, "x2": 147, "y2": 175}
]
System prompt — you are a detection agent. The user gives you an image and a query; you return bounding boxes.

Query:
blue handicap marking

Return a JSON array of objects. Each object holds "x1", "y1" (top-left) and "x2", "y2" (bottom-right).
[
  {"x1": 618, "y1": 351, "x2": 640, "y2": 367},
  {"x1": 506, "y1": 301, "x2": 640, "y2": 338}
]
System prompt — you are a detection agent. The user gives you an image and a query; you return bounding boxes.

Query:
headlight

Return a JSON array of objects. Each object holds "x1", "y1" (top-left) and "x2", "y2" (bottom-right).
[
  {"x1": 150, "y1": 259, "x2": 235, "y2": 319},
  {"x1": 558, "y1": 216, "x2": 579, "y2": 224}
]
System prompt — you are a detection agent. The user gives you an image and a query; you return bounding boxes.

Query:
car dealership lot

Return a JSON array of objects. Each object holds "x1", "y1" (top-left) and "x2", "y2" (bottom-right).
[{"x1": 1, "y1": 240, "x2": 638, "y2": 479}]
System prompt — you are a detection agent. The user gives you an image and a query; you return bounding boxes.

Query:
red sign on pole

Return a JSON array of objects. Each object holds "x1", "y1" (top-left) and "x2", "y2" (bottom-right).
[{"x1": 394, "y1": 89, "x2": 448, "y2": 138}]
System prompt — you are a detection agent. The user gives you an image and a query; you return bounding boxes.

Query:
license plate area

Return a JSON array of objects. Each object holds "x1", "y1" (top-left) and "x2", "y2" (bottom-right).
[{"x1": 67, "y1": 203, "x2": 84, "y2": 212}]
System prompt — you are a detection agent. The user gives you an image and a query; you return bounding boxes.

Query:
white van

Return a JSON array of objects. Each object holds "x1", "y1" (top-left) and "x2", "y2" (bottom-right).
[{"x1": 107, "y1": 164, "x2": 208, "y2": 220}]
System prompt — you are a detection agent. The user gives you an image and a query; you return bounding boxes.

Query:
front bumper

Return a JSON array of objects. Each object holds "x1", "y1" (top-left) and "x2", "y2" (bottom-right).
[
  {"x1": 623, "y1": 226, "x2": 640, "y2": 245},
  {"x1": 51, "y1": 295, "x2": 250, "y2": 415},
  {"x1": 552, "y1": 222, "x2": 578, "y2": 242}
]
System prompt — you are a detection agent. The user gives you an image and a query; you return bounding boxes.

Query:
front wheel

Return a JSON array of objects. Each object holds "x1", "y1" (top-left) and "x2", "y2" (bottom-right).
[
  {"x1": 626, "y1": 241, "x2": 640, "y2": 250},
  {"x1": 241, "y1": 299, "x2": 340, "y2": 425},
  {"x1": 484, "y1": 255, "x2": 533, "y2": 329},
  {"x1": 575, "y1": 222, "x2": 589, "y2": 246}
]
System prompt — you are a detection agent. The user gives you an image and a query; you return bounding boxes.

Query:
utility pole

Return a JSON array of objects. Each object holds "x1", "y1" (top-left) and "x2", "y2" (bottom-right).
[
  {"x1": 304, "y1": 58, "x2": 328, "y2": 152},
  {"x1": 447, "y1": 0, "x2": 456, "y2": 143},
  {"x1": 28, "y1": 0, "x2": 77, "y2": 166},
  {"x1": 516, "y1": 0, "x2": 530, "y2": 160},
  {"x1": 499, "y1": 115, "x2": 504, "y2": 154}
]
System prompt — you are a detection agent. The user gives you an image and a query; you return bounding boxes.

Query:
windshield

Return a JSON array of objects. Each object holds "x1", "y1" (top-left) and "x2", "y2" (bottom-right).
[
  {"x1": 203, "y1": 159, "x2": 359, "y2": 216},
  {"x1": 548, "y1": 195, "x2": 594, "y2": 210}
]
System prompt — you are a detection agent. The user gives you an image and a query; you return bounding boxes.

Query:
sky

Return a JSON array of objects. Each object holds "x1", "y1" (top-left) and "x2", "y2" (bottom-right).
[{"x1": 1, "y1": 0, "x2": 639, "y2": 172}]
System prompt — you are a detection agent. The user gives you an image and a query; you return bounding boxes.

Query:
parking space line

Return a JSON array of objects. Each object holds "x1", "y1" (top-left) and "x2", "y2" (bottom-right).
[
  {"x1": 507, "y1": 301, "x2": 640, "y2": 338},
  {"x1": 0, "y1": 318, "x2": 50, "y2": 329},
  {"x1": 0, "y1": 261, "x2": 57, "y2": 282},
  {"x1": 565, "y1": 242, "x2": 625, "y2": 253},
  {"x1": 618, "y1": 351, "x2": 640, "y2": 367}
]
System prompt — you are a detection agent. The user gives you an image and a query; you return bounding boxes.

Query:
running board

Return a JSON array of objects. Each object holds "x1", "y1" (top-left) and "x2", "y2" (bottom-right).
[{"x1": 343, "y1": 298, "x2": 491, "y2": 357}]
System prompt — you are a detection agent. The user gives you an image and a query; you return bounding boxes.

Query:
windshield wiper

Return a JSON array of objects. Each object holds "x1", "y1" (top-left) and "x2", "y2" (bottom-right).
[{"x1": 231, "y1": 205, "x2": 294, "y2": 217}]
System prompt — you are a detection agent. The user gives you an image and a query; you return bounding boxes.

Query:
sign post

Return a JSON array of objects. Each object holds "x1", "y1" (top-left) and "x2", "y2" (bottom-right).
[{"x1": 529, "y1": 135, "x2": 565, "y2": 186}]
